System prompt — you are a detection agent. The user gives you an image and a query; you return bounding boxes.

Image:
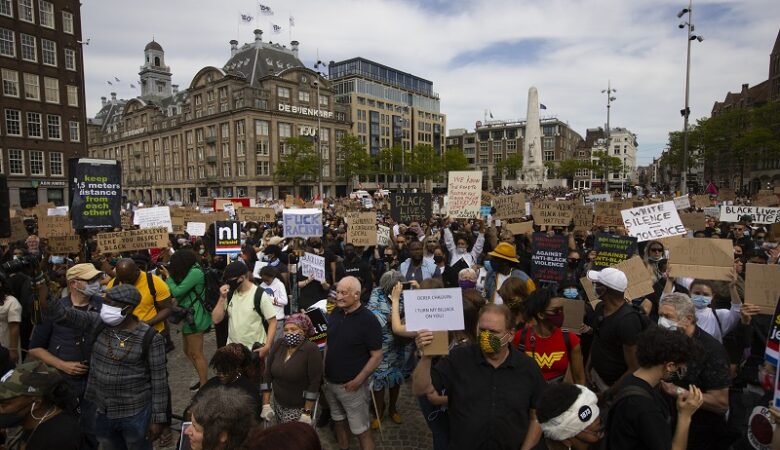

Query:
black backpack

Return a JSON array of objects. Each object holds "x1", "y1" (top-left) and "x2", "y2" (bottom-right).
[
  {"x1": 227, "y1": 285, "x2": 272, "y2": 333},
  {"x1": 593, "y1": 302, "x2": 652, "y2": 337}
]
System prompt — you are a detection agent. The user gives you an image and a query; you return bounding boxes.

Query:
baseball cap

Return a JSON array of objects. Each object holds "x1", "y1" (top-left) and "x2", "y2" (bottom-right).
[
  {"x1": 66, "y1": 263, "x2": 102, "y2": 282},
  {"x1": 223, "y1": 261, "x2": 249, "y2": 280},
  {"x1": 267, "y1": 236, "x2": 285, "y2": 246},
  {"x1": 0, "y1": 361, "x2": 62, "y2": 400},
  {"x1": 587, "y1": 268, "x2": 628, "y2": 292},
  {"x1": 105, "y1": 284, "x2": 142, "y2": 306}
]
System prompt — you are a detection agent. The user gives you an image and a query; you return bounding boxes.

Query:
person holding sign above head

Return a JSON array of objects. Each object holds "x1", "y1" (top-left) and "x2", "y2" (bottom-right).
[
  {"x1": 443, "y1": 218, "x2": 485, "y2": 269},
  {"x1": 483, "y1": 242, "x2": 536, "y2": 304},
  {"x1": 399, "y1": 240, "x2": 436, "y2": 284}
]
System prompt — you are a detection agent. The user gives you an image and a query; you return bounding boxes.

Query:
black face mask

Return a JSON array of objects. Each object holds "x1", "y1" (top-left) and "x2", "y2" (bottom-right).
[
  {"x1": 344, "y1": 251, "x2": 356, "y2": 261},
  {"x1": 226, "y1": 277, "x2": 242, "y2": 291},
  {"x1": 434, "y1": 255, "x2": 445, "y2": 264}
]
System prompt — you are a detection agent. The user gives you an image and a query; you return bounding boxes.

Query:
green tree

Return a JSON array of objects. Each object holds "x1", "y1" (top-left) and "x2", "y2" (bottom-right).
[
  {"x1": 545, "y1": 159, "x2": 586, "y2": 180},
  {"x1": 407, "y1": 144, "x2": 442, "y2": 188},
  {"x1": 495, "y1": 154, "x2": 524, "y2": 178},
  {"x1": 336, "y1": 134, "x2": 372, "y2": 189},
  {"x1": 588, "y1": 150, "x2": 622, "y2": 179},
  {"x1": 376, "y1": 145, "x2": 403, "y2": 173},
  {"x1": 443, "y1": 149, "x2": 470, "y2": 172},
  {"x1": 273, "y1": 136, "x2": 319, "y2": 196}
]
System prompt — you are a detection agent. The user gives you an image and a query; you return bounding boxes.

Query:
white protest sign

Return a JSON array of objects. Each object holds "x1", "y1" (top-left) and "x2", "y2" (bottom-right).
[
  {"x1": 282, "y1": 208, "x2": 323, "y2": 238},
  {"x1": 300, "y1": 252, "x2": 325, "y2": 283},
  {"x1": 133, "y1": 206, "x2": 173, "y2": 232},
  {"x1": 377, "y1": 225, "x2": 391, "y2": 247},
  {"x1": 585, "y1": 194, "x2": 611, "y2": 203},
  {"x1": 703, "y1": 206, "x2": 720, "y2": 218},
  {"x1": 621, "y1": 201, "x2": 686, "y2": 242},
  {"x1": 447, "y1": 171, "x2": 482, "y2": 219},
  {"x1": 47, "y1": 206, "x2": 69, "y2": 216},
  {"x1": 403, "y1": 288, "x2": 465, "y2": 332},
  {"x1": 186, "y1": 222, "x2": 206, "y2": 237},
  {"x1": 719, "y1": 205, "x2": 780, "y2": 224},
  {"x1": 673, "y1": 195, "x2": 690, "y2": 210},
  {"x1": 252, "y1": 261, "x2": 268, "y2": 280}
]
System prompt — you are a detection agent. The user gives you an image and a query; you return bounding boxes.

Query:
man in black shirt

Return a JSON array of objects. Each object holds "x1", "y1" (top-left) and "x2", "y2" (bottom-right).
[
  {"x1": 413, "y1": 303, "x2": 546, "y2": 450},
  {"x1": 607, "y1": 326, "x2": 703, "y2": 450},
  {"x1": 336, "y1": 244, "x2": 372, "y2": 303}
]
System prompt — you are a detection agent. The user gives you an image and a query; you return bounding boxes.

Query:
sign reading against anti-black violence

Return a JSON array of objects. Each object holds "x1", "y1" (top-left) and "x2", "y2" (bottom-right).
[
  {"x1": 70, "y1": 159, "x2": 122, "y2": 229},
  {"x1": 531, "y1": 232, "x2": 568, "y2": 283},
  {"x1": 593, "y1": 234, "x2": 637, "y2": 270},
  {"x1": 390, "y1": 193, "x2": 432, "y2": 223}
]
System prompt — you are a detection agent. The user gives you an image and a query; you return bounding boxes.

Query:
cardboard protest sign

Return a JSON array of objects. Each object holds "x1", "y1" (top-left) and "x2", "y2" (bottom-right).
[
  {"x1": 37, "y1": 215, "x2": 73, "y2": 238},
  {"x1": 422, "y1": 331, "x2": 450, "y2": 356},
  {"x1": 237, "y1": 207, "x2": 276, "y2": 223},
  {"x1": 573, "y1": 204, "x2": 594, "y2": 231},
  {"x1": 48, "y1": 235, "x2": 81, "y2": 254},
  {"x1": 70, "y1": 160, "x2": 122, "y2": 229},
  {"x1": 134, "y1": 206, "x2": 173, "y2": 233},
  {"x1": 120, "y1": 212, "x2": 133, "y2": 230},
  {"x1": 505, "y1": 221, "x2": 534, "y2": 236},
  {"x1": 673, "y1": 195, "x2": 691, "y2": 210},
  {"x1": 579, "y1": 276, "x2": 598, "y2": 306},
  {"x1": 46, "y1": 206, "x2": 68, "y2": 216},
  {"x1": 621, "y1": 201, "x2": 686, "y2": 242},
  {"x1": 720, "y1": 205, "x2": 780, "y2": 225},
  {"x1": 2, "y1": 217, "x2": 28, "y2": 243},
  {"x1": 300, "y1": 252, "x2": 326, "y2": 283},
  {"x1": 719, "y1": 188, "x2": 736, "y2": 201},
  {"x1": 614, "y1": 256, "x2": 655, "y2": 300},
  {"x1": 667, "y1": 238, "x2": 733, "y2": 281},
  {"x1": 532, "y1": 201, "x2": 574, "y2": 227},
  {"x1": 282, "y1": 209, "x2": 322, "y2": 238},
  {"x1": 390, "y1": 193, "x2": 432, "y2": 223},
  {"x1": 97, "y1": 228, "x2": 168, "y2": 253},
  {"x1": 561, "y1": 298, "x2": 586, "y2": 331},
  {"x1": 481, "y1": 191, "x2": 494, "y2": 206},
  {"x1": 186, "y1": 222, "x2": 206, "y2": 237},
  {"x1": 171, "y1": 216, "x2": 185, "y2": 234},
  {"x1": 346, "y1": 212, "x2": 377, "y2": 246},
  {"x1": 679, "y1": 212, "x2": 706, "y2": 231},
  {"x1": 593, "y1": 234, "x2": 637, "y2": 270},
  {"x1": 403, "y1": 288, "x2": 465, "y2": 332},
  {"x1": 214, "y1": 221, "x2": 241, "y2": 255},
  {"x1": 531, "y1": 233, "x2": 568, "y2": 283},
  {"x1": 745, "y1": 263, "x2": 780, "y2": 314},
  {"x1": 376, "y1": 225, "x2": 391, "y2": 247},
  {"x1": 692, "y1": 195, "x2": 712, "y2": 208},
  {"x1": 585, "y1": 194, "x2": 611, "y2": 203},
  {"x1": 447, "y1": 171, "x2": 482, "y2": 219},
  {"x1": 594, "y1": 202, "x2": 624, "y2": 228},
  {"x1": 305, "y1": 308, "x2": 328, "y2": 350},
  {"x1": 493, "y1": 194, "x2": 526, "y2": 220},
  {"x1": 754, "y1": 190, "x2": 779, "y2": 207},
  {"x1": 703, "y1": 206, "x2": 720, "y2": 219}
]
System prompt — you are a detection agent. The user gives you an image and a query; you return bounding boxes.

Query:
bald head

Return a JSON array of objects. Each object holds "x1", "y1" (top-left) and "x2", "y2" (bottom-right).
[
  {"x1": 115, "y1": 258, "x2": 140, "y2": 285},
  {"x1": 335, "y1": 276, "x2": 362, "y2": 312}
]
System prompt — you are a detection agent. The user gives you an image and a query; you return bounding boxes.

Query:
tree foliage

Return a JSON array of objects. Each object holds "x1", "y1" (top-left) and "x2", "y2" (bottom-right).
[
  {"x1": 406, "y1": 144, "x2": 443, "y2": 185},
  {"x1": 375, "y1": 145, "x2": 403, "y2": 174},
  {"x1": 546, "y1": 159, "x2": 588, "y2": 179},
  {"x1": 588, "y1": 150, "x2": 623, "y2": 179},
  {"x1": 495, "y1": 154, "x2": 524, "y2": 178},
  {"x1": 336, "y1": 134, "x2": 372, "y2": 187},
  {"x1": 443, "y1": 149, "x2": 470, "y2": 172},
  {"x1": 273, "y1": 136, "x2": 319, "y2": 196}
]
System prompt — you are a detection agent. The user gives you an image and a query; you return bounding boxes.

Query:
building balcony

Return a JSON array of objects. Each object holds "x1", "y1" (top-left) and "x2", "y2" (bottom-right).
[
  {"x1": 206, "y1": 155, "x2": 217, "y2": 164},
  {"x1": 133, "y1": 149, "x2": 142, "y2": 157},
  {"x1": 206, "y1": 136, "x2": 217, "y2": 145}
]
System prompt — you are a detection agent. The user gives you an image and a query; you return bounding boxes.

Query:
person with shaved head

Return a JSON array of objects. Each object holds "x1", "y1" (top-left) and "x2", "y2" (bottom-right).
[
  {"x1": 323, "y1": 276, "x2": 382, "y2": 450},
  {"x1": 109, "y1": 258, "x2": 173, "y2": 335}
]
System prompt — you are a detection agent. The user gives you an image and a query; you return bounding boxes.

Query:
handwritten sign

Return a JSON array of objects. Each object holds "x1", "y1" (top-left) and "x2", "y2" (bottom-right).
[
  {"x1": 753, "y1": 190, "x2": 779, "y2": 207},
  {"x1": 593, "y1": 234, "x2": 637, "y2": 270},
  {"x1": 719, "y1": 205, "x2": 780, "y2": 224},
  {"x1": 404, "y1": 288, "x2": 465, "y2": 332},
  {"x1": 667, "y1": 238, "x2": 734, "y2": 281},
  {"x1": 493, "y1": 194, "x2": 526, "y2": 220},
  {"x1": 186, "y1": 222, "x2": 206, "y2": 237},
  {"x1": 594, "y1": 202, "x2": 624, "y2": 227},
  {"x1": 48, "y1": 235, "x2": 81, "y2": 254},
  {"x1": 346, "y1": 212, "x2": 377, "y2": 246},
  {"x1": 38, "y1": 215, "x2": 73, "y2": 238},
  {"x1": 134, "y1": 206, "x2": 173, "y2": 233},
  {"x1": 692, "y1": 195, "x2": 712, "y2": 208},
  {"x1": 719, "y1": 188, "x2": 736, "y2": 202},
  {"x1": 745, "y1": 263, "x2": 780, "y2": 313},
  {"x1": 673, "y1": 195, "x2": 691, "y2": 210},
  {"x1": 283, "y1": 209, "x2": 322, "y2": 238},
  {"x1": 237, "y1": 207, "x2": 276, "y2": 223},
  {"x1": 390, "y1": 193, "x2": 432, "y2": 223},
  {"x1": 621, "y1": 201, "x2": 686, "y2": 242},
  {"x1": 532, "y1": 201, "x2": 574, "y2": 227},
  {"x1": 585, "y1": 194, "x2": 611, "y2": 203},
  {"x1": 531, "y1": 233, "x2": 568, "y2": 283},
  {"x1": 300, "y1": 252, "x2": 326, "y2": 283},
  {"x1": 505, "y1": 221, "x2": 534, "y2": 235},
  {"x1": 97, "y1": 228, "x2": 169, "y2": 253},
  {"x1": 573, "y1": 204, "x2": 594, "y2": 231},
  {"x1": 377, "y1": 225, "x2": 391, "y2": 247},
  {"x1": 447, "y1": 171, "x2": 482, "y2": 219},
  {"x1": 679, "y1": 212, "x2": 706, "y2": 231}
]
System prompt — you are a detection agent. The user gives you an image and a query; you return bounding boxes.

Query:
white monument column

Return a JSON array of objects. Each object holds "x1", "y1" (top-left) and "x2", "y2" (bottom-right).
[{"x1": 521, "y1": 86, "x2": 546, "y2": 186}]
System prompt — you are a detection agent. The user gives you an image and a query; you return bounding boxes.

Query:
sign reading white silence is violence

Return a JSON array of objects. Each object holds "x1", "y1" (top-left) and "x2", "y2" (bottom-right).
[{"x1": 621, "y1": 201, "x2": 686, "y2": 242}]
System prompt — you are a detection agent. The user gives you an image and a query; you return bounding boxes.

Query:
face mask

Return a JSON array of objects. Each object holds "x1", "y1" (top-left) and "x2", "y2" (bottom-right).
[
  {"x1": 198, "y1": 248, "x2": 205, "y2": 255},
  {"x1": 743, "y1": 230, "x2": 750, "y2": 237},
  {"x1": 483, "y1": 260, "x2": 493, "y2": 273},
  {"x1": 434, "y1": 255, "x2": 444, "y2": 264},
  {"x1": 658, "y1": 316, "x2": 678, "y2": 331},
  {"x1": 100, "y1": 304, "x2": 126, "y2": 326},
  {"x1": 49, "y1": 255, "x2": 64, "y2": 265},
  {"x1": 648, "y1": 255, "x2": 662, "y2": 262},
  {"x1": 283, "y1": 332, "x2": 305, "y2": 347},
  {"x1": 563, "y1": 288, "x2": 578, "y2": 299},
  {"x1": 456, "y1": 247, "x2": 467, "y2": 255},
  {"x1": 691, "y1": 294, "x2": 712, "y2": 310},
  {"x1": 226, "y1": 277, "x2": 242, "y2": 291},
  {"x1": 458, "y1": 279, "x2": 476, "y2": 289},
  {"x1": 177, "y1": 238, "x2": 188, "y2": 245},
  {"x1": 78, "y1": 280, "x2": 102, "y2": 297},
  {"x1": 250, "y1": 228, "x2": 258, "y2": 233},
  {"x1": 479, "y1": 330, "x2": 508, "y2": 354},
  {"x1": 755, "y1": 239, "x2": 764, "y2": 246},
  {"x1": 545, "y1": 311, "x2": 565, "y2": 329}
]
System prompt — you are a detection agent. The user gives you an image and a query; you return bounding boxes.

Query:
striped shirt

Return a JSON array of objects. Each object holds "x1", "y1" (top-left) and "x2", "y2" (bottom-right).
[{"x1": 46, "y1": 299, "x2": 169, "y2": 423}]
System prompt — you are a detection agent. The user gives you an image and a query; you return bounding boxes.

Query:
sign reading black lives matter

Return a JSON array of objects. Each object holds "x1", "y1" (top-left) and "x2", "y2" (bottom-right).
[
  {"x1": 390, "y1": 193, "x2": 432, "y2": 223},
  {"x1": 70, "y1": 159, "x2": 121, "y2": 229},
  {"x1": 531, "y1": 233, "x2": 569, "y2": 283}
]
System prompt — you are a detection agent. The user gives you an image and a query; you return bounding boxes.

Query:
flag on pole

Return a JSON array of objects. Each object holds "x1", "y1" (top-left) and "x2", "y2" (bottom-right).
[
  {"x1": 240, "y1": 13, "x2": 253, "y2": 22},
  {"x1": 106, "y1": 81, "x2": 113, "y2": 86},
  {"x1": 289, "y1": 15, "x2": 295, "y2": 26},
  {"x1": 114, "y1": 76, "x2": 120, "y2": 82},
  {"x1": 272, "y1": 24, "x2": 282, "y2": 34},
  {"x1": 259, "y1": 3, "x2": 273, "y2": 15},
  {"x1": 489, "y1": 110, "x2": 493, "y2": 119},
  {"x1": 130, "y1": 84, "x2": 136, "y2": 89},
  {"x1": 540, "y1": 104, "x2": 547, "y2": 110}
]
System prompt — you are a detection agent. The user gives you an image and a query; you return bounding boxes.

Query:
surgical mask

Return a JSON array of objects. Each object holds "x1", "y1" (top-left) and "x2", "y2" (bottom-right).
[
  {"x1": 691, "y1": 294, "x2": 712, "y2": 310},
  {"x1": 754, "y1": 239, "x2": 764, "y2": 246},
  {"x1": 563, "y1": 288, "x2": 578, "y2": 299},
  {"x1": 483, "y1": 260, "x2": 493, "y2": 273},
  {"x1": 479, "y1": 330, "x2": 509, "y2": 354},
  {"x1": 743, "y1": 230, "x2": 750, "y2": 237},
  {"x1": 100, "y1": 304, "x2": 126, "y2": 326},
  {"x1": 658, "y1": 316, "x2": 678, "y2": 331},
  {"x1": 456, "y1": 247, "x2": 467, "y2": 255},
  {"x1": 458, "y1": 279, "x2": 476, "y2": 289},
  {"x1": 250, "y1": 228, "x2": 258, "y2": 233},
  {"x1": 78, "y1": 280, "x2": 102, "y2": 298},
  {"x1": 545, "y1": 311, "x2": 565, "y2": 329},
  {"x1": 283, "y1": 332, "x2": 305, "y2": 347},
  {"x1": 177, "y1": 238, "x2": 188, "y2": 245},
  {"x1": 198, "y1": 248, "x2": 205, "y2": 255},
  {"x1": 648, "y1": 255, "x2": 662, "y2": 262},
  {"x1": 49, "y1": 255, "x2": 64, "y2": 265}
]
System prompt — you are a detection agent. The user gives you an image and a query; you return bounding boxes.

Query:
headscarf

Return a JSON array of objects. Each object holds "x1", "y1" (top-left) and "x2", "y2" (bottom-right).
[{"x1": 285, "y1": 313, "x2": 315, "y2": 337}]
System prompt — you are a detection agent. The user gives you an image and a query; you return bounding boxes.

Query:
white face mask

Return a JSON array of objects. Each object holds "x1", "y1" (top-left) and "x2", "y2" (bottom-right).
[
  {"x1": 456, "y1": 247, "x2": 467, "y2": 255},
  {"x1": 100, "y1": 304, "x2": 126, "y2": 326},
  {"x1": 658, "y1": 316, "x2": 678, "y2": 331}
]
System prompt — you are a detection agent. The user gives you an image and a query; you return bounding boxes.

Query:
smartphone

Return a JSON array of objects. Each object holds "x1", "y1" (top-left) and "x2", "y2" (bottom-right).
[{"x1": 401, "y1": 281, "x2": 413, "y2": 290}]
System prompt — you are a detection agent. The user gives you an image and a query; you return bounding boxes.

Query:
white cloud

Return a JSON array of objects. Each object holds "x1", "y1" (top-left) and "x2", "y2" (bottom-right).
[{"x1": 81, "y1": 0, "x2": 779, "y2": 163}]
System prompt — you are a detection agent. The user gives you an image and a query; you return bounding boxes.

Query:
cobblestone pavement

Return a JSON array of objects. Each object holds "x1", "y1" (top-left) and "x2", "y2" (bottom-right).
[{"x1": 163, "y1": 324, "x2": 433, "y2": 450}]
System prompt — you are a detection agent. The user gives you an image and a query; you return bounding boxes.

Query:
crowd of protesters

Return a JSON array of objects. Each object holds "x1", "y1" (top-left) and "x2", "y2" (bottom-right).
[{"x1": 0, "y1": 184, "x2": 778, "y2": 450}]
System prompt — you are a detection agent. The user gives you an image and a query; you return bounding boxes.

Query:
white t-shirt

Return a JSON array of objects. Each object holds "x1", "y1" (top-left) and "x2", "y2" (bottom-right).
[
  {"x1": 260, "y1": 278, "x2": 288, "y2": 320},
  {"x1": 0, "y1": 295, "x2": 22, "y2": 349}
]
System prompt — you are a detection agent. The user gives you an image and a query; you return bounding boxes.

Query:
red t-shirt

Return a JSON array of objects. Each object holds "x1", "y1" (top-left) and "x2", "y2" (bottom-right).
[{"x1": 513, "y1": 326, "x2": 580, "y2": 381}]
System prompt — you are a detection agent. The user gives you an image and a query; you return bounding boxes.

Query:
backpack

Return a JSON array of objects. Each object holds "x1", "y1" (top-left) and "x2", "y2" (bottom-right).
[
  {"x1": 593, "y1": 302, "x2": 651, "y2": 337},
  {"x1": 603, "y1": 384, "x2": 657, "y2": 448},
  {"x1": 201, "y1": 268, "x2": 223, "y2": 312},
  {"x1": 227, "y1": 285, "x2": 272, "y2": 333},
  {"x1": 145, "y1": 272, "x2": 176, "y2": 353},
  {"x1": 517, "y1": 327, "x2": 573, "y2": 383}
]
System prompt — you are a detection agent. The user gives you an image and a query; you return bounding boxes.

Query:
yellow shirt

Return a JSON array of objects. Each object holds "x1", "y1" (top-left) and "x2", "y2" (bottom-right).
[
  {"x1": 108, "y1": 272, "x2": 172, "y2": 331},
  {"x1": 225, "y1": 284, "x2": 277, "y2": 349}
]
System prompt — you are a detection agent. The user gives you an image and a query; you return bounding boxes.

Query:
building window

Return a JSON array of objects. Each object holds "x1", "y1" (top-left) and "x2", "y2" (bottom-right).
[
  {"x1": 0, "y1": 29, "x2": 14, "y2": 57},
  {"x1": 254, "y1": 119, "x2": 268, "y2": 136},
  {"x1": 236, "y1": 140, "x2": 245, "y2": 157},
  {"x1": 237, "y1": 162, "x2": 245, "y2": 177},
  {"x1": 220, "y1": 122, "x2": 229, "y2": 139},
  {"x1": 47, "y1": 114, "x2": 61, "y2": 140},
  {"x1": 66, "y1": 85, "x2": 78, "y2": 107},
  {"x1": 44, "y1": 77, "x2": 59, "y2": 103},
  {"x1": 64, "y1": 49, "x2": 76, "y2": 71},
  {"x1": 277, "y1": 87, "x2": 290, "y2": 99},
  {"x1": 298, "y1": 91, "x2": 309, "y2": 102},
  {"x1": 20, "y1": 34, "x2": 35, "y2": 62},
  {"x1": 256, "y1": 160, "x2": 269, "y2": 176},
  {"x1": 17, "y1": 0, "x2": 32, "y2": 22},
  {"x1": 544, "y1": 151, "x2": 554, "y2": 161},
  {"x1": 319, "y1": 94, "x2": 329, "y2": 107},
  {"x1": 278, "y1": 123, "x2": 292, "y2": 153},
  {"x1": 1, "y1": 69, "x2": 18, "y2": 97},
  {"x1": 50, "y1": 151, "x2": 63, "y2": 176},
  {"x1": 492, "y1": 141, "x2": 502, "y2": 152},
  {"x1": 0, "y1": 1, "x2": 12, "y2": 17},
  {"x1": 235, "y1": 120, "x2": 245, "y2": 136},
  {"x1": 543, "y1": 137, "x2": 555, "y2": 150},
  {"x1": 29, "y1": 150, "x2": 44, "y2": 175},
  {"x1": 68, "y1": 120, "x2": 79, "y2": 142},
  {"x1": 220, "y1": 142, "x2": 228, "y2": 158},
  {"x1": 223, "y1": 162, "x2": 231, "y2": 177},
  {"x1": 39, "y1": 1, "x2": 54, "y2": 28},
  {"x1": 4, "y1": 109, "x2": 20, "y2": 135},
  {"x1": 62, "y1": 11, "x2": 73, "y2": 34},
  {"x1": 41, "y1": 39, "x2": 56, "y2": 66},
  {"x1": 507, "y1": 141, "x2": 517, "y2": 151},
  {"x1": 26, "y1": 112, "x2": 41, "y2": 138},
  {"x1": 9, "y1": 149, "x2": 23, "y2": 175}
]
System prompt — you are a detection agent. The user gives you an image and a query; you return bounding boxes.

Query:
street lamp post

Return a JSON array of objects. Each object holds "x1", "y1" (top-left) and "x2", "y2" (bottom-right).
[
  {"x1": 602, "y1": 81, "x2": 616, "y2": 192},
  {"x1": 678, "y1": 0, "x2": 703, "y2": 195},
  {"x1": 314, "y1": 60, "x2": 325, "y2": 199}
]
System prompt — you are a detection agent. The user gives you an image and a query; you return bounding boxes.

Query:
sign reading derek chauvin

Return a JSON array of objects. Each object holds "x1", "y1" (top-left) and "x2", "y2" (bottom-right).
[
  {"x1": 745, "y1": 263, "x2": 780, "y2": 314},
  {"x1": 531, "y1": 233, "x2": 568, "y2": 283},
  {"x1": 300, "y1": 252, "x2": 326, "y2": 283},
  {"x1": 403, "y1": 288, "x2": 465, "y2": 332},
  {"x1": 390, "y1": 193, "x2": 432, "y2": 223},
  {"x1": 97, "y1": 228, "x2": 169, "y2": 253},
  {"x1": 70, "y1": 159, "x2": 121, "y2": 229},
  {"x1": 593, "y1": 234, "x2": 637, "y2": 270},
  {"x1": 282, "y1": 208, "x2": 322, "y2": 238},
  {"x1": 720, "y1": 205, "x2": 780, "y2": 225},
  {"x1": 621, "y1": 201, "x2": 686, "y2": 242},
  {"x1": 532, "y1": 201, "x2": 574, "y2": 227},
  {"x1": 493, "y1": 194, "x2": 526, "y2": 220},
  {"x1": 447, "y1": 171, "x2": 483, "y2": 219},
  {"x1": 667, "y1": 238, "x2": 734, "y2": 281},
  {"x1": 346, "y1": 212, "x2": 377, "y2": 246},
  {"x1": 594, "y1": 202, "x2": 624, "y2": 228},
  {"x1": 214, "y1": 221, "x2": 241, "y2": 255}
]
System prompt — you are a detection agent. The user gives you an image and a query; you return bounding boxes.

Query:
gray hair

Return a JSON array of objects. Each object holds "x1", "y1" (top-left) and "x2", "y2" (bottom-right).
[
  {"x1": 380, "y1": 270, "x2": 406, "y2": 296},
  {"x1": 459, "y1": 268, "x2": 477, "y2": 281},
  {"x1": 660, "y1": 292, "x2": 696, "y2": 323}
]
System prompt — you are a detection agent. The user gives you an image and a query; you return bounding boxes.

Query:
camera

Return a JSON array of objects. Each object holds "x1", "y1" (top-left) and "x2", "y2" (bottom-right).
[
  {"x1": 1, "y1": 255, "x2": 39, "y2": 275},
  {"x1": 168, "y1": 306, "x2": 194, "y2": 326}
]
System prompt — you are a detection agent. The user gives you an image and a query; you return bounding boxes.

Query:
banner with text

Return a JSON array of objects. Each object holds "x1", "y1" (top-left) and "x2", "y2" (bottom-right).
[
  {"x1": 283, "y1": 208, "x2": 323, "y2": 238},
  {"x1": 593, "y1": 234, "x2": 638, "y2": 270},
  {"x1": 70, "y1": 160, "x2": 121, "y2": 229},
  {"x1": 531, "y1": 233, "x2": 568, "y2": 283},
  {"x1": 719, "y1": 205, "x2": 780, "y2": 225},
  {"x1": 134, "y1": 206, "x2": 173, "y2": 232},
  {"x1": 300, "y1": 252, "x2": 326, "y2": 283},
  {"x1": 404, "y1": 288, "x2": 465, "y2": 332},
  {"x1": 621, "y1": 201, "x2": 686, "y2": 242},
  {"x1": 97, "y1": 228, "x2": 168, "y2": 253},
  {"x1": 532, "y1": 201, "x2": 574, "y2": 227},
  {"x1": 214, "y1": 221, "x2": 241, "y2": 255},
  {"x1": 346, "y1": 212, "x2": 377, "y2": 246},
  {"x1": 493, "y1": 194, "x2": 526, "y2": 220},
  {"x1": 390, "y1": 193, "x2": 432, "y2": 223},
  {"x1": 447, "y1": 171, "x2": 483, "y2": 219}
]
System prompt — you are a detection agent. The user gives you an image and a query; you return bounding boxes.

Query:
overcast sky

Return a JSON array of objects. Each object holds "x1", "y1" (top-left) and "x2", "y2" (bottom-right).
[{"x1": 81, "y1": 0, "x2": 779, "y2": 165}]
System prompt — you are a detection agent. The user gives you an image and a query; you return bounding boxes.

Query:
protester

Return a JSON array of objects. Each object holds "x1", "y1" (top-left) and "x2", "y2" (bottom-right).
[
  {"x1": 399, "y1": 240, "x2": 436, "y2": 283},
  {"x1": 241, "y1": 422, "x2": 322, "y2": 450},
  {"x1": 484, "y1": 242, "x2": 536, "y2": 303},
  {"x1": 109, "y1": 258, "x2": 174, "y2": 335},
  {"x1": 186, "y1": 385, "x2": 257, "y2": 450},
  {"x1": 0, "y1": 274, "x2": 23, "y2": 365},
  {"x1": 537, "y1": 384, "x2": 603, "y2": 450},
  {"x1": 258, "y1": 266, "x2": 288, "y2": 342},
  {"x1": 337, "y1": 244, "x2": 373, "y2": 303},
  {"x1": 443, "y1": 219, "x2": 485, "y2": 268}
]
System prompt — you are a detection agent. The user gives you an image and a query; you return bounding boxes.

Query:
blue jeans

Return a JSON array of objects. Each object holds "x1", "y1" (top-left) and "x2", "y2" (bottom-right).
[
  {"x1": 78, "y1": 398, "x2": 99, "y2": 450},
  {"x1": 94, "y1": 404, "x2": 152, "y2": 450},
  {"x1": 418, "y1": 395, "x2": 449, "y2": 450}
]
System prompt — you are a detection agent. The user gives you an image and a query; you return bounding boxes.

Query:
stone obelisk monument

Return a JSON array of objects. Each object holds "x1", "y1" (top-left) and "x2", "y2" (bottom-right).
[{"x1": 520, "y1": 86, "x2": 546, "y2": 187}]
